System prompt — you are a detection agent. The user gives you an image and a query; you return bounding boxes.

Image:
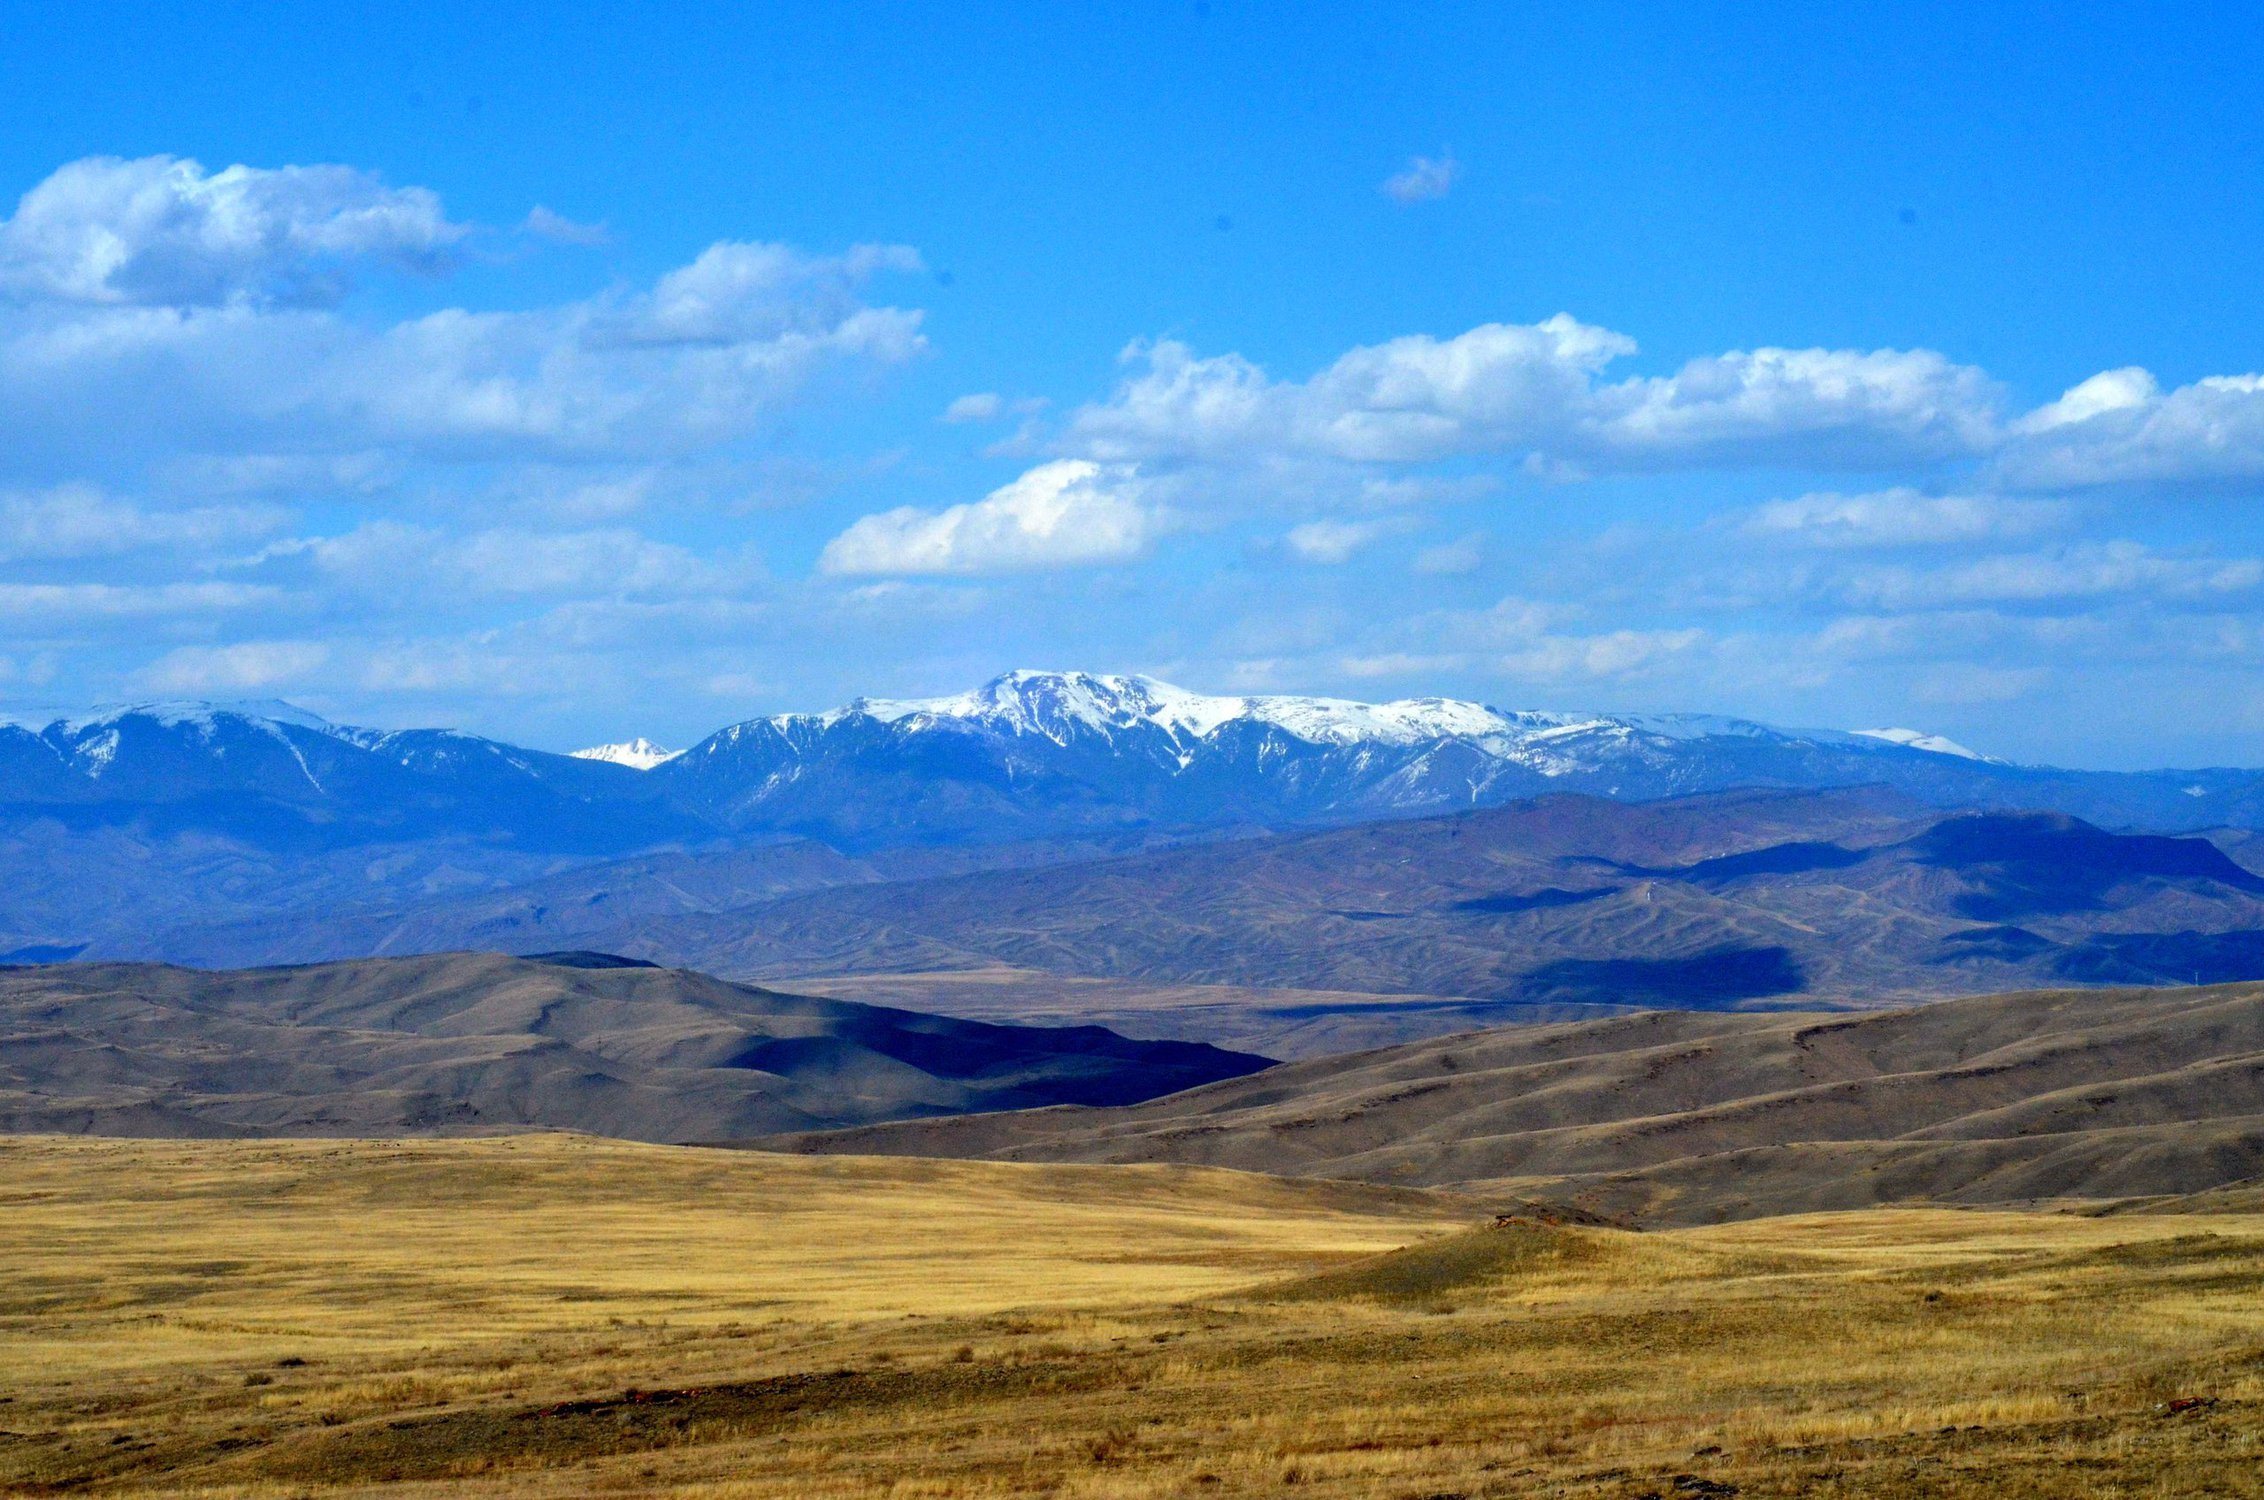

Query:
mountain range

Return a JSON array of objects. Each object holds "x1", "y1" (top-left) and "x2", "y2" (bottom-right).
[
  {"x1": 12, "y1": 669, "x2": 2264, "y2": 968},
  {"x1": 632, "y1": 669, "x2": 2264, "y2": 845}
]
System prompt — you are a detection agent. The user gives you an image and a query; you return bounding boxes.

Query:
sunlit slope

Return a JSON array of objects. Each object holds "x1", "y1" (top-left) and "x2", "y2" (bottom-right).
[
  {"x1": 768, "y1": 980, "x2": 2264, "y2": 1223},
  {"x1": 0, "y1": 1133, "x2": 1457, "y2": 1384},
  {"x1": 4, "y1": 1135, "x2": 2264, "y2": 1497}
]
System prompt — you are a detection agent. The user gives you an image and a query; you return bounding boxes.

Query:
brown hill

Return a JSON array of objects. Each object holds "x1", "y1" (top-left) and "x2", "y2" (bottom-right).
[
  {"x1": 0, "y1": 952, "x2": 1268, "y2": 1141},
  {"x1": 759, "y1": 980, "x2": 2264, "y2": 1223}
]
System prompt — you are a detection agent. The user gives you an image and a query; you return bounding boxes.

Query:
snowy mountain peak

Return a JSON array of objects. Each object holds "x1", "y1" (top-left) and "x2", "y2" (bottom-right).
[
  {"x1": 571, "y1": 737, "x2": 681, "y2": 770},
  {"x1": 1851, "y1": 727, "x2": 1995, "y2": 762},
  {"x1": 846, "y1": 670, "x2": 1205, "y2": 742},
  {"x1": 719, "y1": 672, "x2": 2028, "y2": 796},
  {"x1": 838, "y1": 669, "x2": 1524, "y2": 748}
]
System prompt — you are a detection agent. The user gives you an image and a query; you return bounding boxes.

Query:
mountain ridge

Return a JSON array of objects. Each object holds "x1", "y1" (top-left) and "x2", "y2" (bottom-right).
[
  {"x1": 13, "y1": 671, "x2": 2264, "y2": 846},
  {"x1": 14, "y1": 670, "x2": 2264, "y2": 969}
]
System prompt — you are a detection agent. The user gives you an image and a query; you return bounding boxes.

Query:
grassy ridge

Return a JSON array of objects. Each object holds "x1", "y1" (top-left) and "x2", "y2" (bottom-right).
[
  {"x1": 3, "y1": 1135, "x2": 2264, "y2": 1496},
  {"x1": 765, "y1": 981, "x2": 2264, "y2": 1225}
]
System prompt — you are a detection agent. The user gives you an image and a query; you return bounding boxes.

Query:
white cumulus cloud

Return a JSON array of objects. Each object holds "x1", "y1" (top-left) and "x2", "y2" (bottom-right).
[
  {"x1": 1066, "y1": 316, "x2": 2000, "y2": 475},
  {"x1": 1998, "y1": 366, "x2": 2264, "y2": 491},
  {"x1": 632, "y1": 240, "x2": 922, "y2": 347},
  {"x1": 0, "y1": 155, "x2": 463, "y2": 308},
  {"x1": 0, "y1": 236, "x2": 926, "y2": 468},
  {"x1": 820, "y1": 459, "x2": 1158, "y2": 575}
]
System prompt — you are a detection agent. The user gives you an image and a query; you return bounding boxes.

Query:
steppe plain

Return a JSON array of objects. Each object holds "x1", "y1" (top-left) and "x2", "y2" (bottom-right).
[{"x1": 5, "y1": 1133, "x2": 2264, "y2": 1498}]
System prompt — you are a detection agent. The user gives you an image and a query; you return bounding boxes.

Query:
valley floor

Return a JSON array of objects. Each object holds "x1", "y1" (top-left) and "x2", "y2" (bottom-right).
[{"x1": 3, "y1": 1135, "x2": 2263, "y2": 1497}]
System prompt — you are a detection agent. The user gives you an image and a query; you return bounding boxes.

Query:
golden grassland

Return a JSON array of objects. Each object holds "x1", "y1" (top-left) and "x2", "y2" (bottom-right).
[{"x1": 3, "y1": 1134, "x2": 2263, "y2": 1498}]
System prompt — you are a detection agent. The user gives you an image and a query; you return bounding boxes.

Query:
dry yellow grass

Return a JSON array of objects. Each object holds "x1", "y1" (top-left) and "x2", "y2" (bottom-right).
[
  {"x1": 3, "y1": 1133, "x2": 2263, "y2": 1498},
  {"x1": 0, "y1": 1134, "x2": 1453, "y2": 1378}
]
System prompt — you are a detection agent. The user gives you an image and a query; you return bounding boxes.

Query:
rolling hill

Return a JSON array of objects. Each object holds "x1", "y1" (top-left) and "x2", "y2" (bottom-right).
[
  {"x1": 0, "y1": 951, "x2": 1268, "y2": 1141},
  {"x1": 762, "y1": 978, "x2": 2264, "y2": 1224}
]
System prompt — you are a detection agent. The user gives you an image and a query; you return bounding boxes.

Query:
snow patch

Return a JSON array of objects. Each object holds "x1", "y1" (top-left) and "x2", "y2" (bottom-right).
[
  {"x1": 1850, "y1": 727, "x2": 1992, "y2": 762},
  {"x1": 572, "y1": 738, "x2": 681, "y2": 770},
  {"x1": 842, "y1": 669, "x2": 1519, "y2": 748}
]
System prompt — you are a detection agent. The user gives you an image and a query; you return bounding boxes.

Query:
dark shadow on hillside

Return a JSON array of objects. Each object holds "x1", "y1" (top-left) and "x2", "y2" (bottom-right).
[
  {"x1": 1450, "y1": 887, "x2": 1619, "y2": 915},
  {"x1": 2052, "y1": 929, "x2": 2264, "y2": 986},
  {"x1": 1649, "y1": 841, "x2": 1871, "y2": 883},
  {"x1": 1915, "y1": 814, "x2": 2264, "y2": 920},
  {"x1": 1513, "y1": 946, "x2": 1805, "y2": 1008}
]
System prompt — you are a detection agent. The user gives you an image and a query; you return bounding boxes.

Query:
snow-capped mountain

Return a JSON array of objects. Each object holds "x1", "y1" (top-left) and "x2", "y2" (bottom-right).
[
  {"x1": 652, "y1": 669, "x2": 2264, "y2": 846},
  {"x1": 9, "y1": 673, "x2": 2264, "y2": 863},
  {"x1": 0, "y1": 700, "x2": 696, "y2": 853},
  {"x1": 14, "y1": 673, "x2": 2264, "y2": 965},
  {"x1": 769, "y1": 670, "x2": 2004, "y2": 770},
  {"x1": 572, "y1": 738, "x2": 681, "y2": 770},
  {"x1": 851, "y1": 670, "x2": 1548, "y2": 748}
]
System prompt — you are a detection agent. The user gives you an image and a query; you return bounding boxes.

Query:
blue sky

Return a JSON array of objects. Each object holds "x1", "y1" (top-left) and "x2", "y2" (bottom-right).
[{"x1": 3, "y1": 2, "x2": 2263, "y2": 766}]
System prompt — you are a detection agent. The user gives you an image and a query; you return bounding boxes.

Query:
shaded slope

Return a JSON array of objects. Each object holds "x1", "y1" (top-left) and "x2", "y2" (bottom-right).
[
  {"x1": 0, "y1": 953, "x2": 1270, "y2": 1142},
  {"x1": 760, "y1": 980, "x2": 2264, "y2": 1223}
]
